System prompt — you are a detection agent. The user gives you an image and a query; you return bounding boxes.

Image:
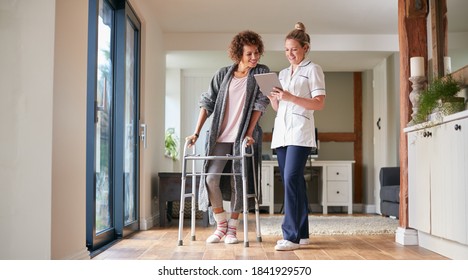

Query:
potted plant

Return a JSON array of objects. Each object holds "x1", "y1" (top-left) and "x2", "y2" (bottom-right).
[
  {"x1": 165, "y1": 128, "x2": 179, "y2": 160},
  {"x1": 414, "y1": 75, "x2": 463, "y2": 124}
]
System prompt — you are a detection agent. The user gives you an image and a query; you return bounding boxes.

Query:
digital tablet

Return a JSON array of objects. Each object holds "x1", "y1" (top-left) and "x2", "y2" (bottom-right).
[{"x1": 254, "y1": 72, "x2": 282, "y2": 96}]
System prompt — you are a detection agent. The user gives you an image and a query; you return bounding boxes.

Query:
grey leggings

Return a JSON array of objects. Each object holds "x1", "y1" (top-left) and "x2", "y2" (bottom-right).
[{"x1": 205, "y1": 142, "x2": 234, "y2": 209}]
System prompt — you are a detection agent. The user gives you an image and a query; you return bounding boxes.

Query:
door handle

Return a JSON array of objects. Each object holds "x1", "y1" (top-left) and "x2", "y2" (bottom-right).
[{"x1": 140, "y1": 123, "x2": 147, "y2": 149}]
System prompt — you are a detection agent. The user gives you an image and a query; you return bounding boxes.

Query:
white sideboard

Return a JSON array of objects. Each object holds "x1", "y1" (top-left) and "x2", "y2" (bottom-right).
[
  {"x1": 261, "y1": 160, "x2": 355, "y2": 214},
  {"x1": 405, "y1": 110, "x2": 468, "y2": 259}
]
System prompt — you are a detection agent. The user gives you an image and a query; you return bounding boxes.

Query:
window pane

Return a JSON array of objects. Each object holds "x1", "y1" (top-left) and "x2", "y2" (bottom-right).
[
  {"x1": 124, "y1": 20, "x2": 137, "y2": 225},
  {"x1": 95, "y1": 0, "x2": 114, "y2": 234}
]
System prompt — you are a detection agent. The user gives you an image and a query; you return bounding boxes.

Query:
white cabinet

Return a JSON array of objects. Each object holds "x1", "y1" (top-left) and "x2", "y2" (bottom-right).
[
  {"x1": 406, "y1": 111, "x2": 468, "y2": 246},
  {"x1": 430, "y1": 117, "x2": 468, "y2": 245},
  {"x1": 407, "y1": 128, "x2": 432, "y2": 233},
  {"x1": 260, "y1": 165, "x2": 274, "y2": 214},
  {"x1": 261, "y1": 160, "x2": 354, "y2": 215},
  {"x1": 321, "y1": 163, "x2": 354, "y2": 214}
]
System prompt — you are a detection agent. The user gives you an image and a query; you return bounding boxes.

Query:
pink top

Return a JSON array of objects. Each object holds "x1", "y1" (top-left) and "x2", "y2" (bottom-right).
[{"x1": 217, "y1": 76, "x2": 247, "y2": 142}]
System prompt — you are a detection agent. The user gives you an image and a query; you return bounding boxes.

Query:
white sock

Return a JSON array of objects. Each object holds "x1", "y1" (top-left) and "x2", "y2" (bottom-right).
[
  {"x1": 224, "y1": 219, "x2": 239, "y2": 244},
  {"x1": 206, "y1": 212, "x2": 227, "y2": 243}
]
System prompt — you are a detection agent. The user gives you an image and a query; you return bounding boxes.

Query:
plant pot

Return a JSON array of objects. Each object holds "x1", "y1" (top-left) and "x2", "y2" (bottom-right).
[{"x1": 429, "y1": 96, "x2": 465, "y2": 121}]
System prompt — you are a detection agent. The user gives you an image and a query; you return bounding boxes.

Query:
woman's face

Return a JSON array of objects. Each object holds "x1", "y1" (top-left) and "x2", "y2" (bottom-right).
[
  {"x1": 240, "y1": 45, "x2": 260, "y2": 68},
  {"x1": 285, "y1": 39, "x2": 308, "y2": 66}
]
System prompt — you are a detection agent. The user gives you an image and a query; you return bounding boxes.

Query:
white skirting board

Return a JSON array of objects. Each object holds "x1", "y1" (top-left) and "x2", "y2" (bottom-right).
[
  {"x1": 418, "y1": 231, "x2": 468, "y2": 260},
  {"x1": 395, "y1": 227, "x2": 418, "y2": 245},
  {"x1": 139, "y1": 215, "x2": 156, "y2": 230},
  {"x1": 63, "y1": 247, "x2": 91, "y2": 260}
]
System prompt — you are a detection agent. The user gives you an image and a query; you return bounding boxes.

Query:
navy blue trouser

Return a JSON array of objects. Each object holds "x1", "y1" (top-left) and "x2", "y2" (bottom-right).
[{"x1": 276, "y1": 145, "x2": 311, "y2": 243}]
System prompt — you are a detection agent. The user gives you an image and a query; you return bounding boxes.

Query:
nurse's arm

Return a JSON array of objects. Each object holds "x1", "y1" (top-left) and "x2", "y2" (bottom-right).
[{"x1": 291, "y1": 94, "x2": 325, "y2": 111}]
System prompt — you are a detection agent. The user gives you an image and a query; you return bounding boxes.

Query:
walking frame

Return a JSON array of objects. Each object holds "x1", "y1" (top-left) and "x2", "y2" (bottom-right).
[{"x1": 177, "y1": 138, "x2": 262, "y2": 247}]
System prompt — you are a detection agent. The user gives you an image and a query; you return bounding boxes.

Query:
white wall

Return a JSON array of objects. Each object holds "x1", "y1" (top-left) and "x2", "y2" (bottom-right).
[
  {"x1": 362, "y1": 70, "x2": 375, "y2": 206},
  {"x1": 128, "y1": 0, "x2": 168, "y2": 229},
  {"x1": 0, "y1": 0, "x2": 168, "y2": 259},
  {"x1": 51, "y1": 0, "x2": 89, "y2": 260},
  {"x1": 0, "y1": 0, "x2": 56, "y2": 259},
  {"x1": 387, "y1": 53, "x2": 401, "y2": 166}
]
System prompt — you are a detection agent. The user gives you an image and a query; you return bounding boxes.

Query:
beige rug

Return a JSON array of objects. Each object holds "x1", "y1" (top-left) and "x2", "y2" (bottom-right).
[{"x1": 259, "y1": 215, "x2": 398, "y2": 236}]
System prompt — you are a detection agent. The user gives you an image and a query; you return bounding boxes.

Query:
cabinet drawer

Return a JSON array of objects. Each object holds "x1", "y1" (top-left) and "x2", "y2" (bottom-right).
[
  {"x1": 327, "y1": 166, "x2": 349, "y2": 181},
  {"x1": 260, "y1": 167, "x2": 272, "y2": 205},
  {"x1": 327, "y1": 182, "x2": 349, "y2": 203}
]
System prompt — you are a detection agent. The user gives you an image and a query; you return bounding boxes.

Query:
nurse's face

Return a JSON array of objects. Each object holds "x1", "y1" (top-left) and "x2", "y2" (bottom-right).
[{"x1": 285, "y1": 39, "x2": 308, "y2": 66}]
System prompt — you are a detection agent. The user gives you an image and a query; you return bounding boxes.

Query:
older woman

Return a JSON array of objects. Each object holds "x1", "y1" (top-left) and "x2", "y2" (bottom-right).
[{"x1": 186, "y1": 30, "x2": 269, "y2": 244}]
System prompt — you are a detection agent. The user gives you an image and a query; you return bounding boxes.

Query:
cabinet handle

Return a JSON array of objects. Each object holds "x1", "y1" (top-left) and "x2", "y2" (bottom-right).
[
  {"x1": 423, "y1": 131, "x2": 432, "y2": 137},
  {"x1": 336, "y1": 191, "x2": 340, "y2": 194},
  {"x1": 455, "y1": 124, "x2": 462, "y2": 131},
  {"x1": 336, "y1": 172, "x2": 340, "y2": 175}
]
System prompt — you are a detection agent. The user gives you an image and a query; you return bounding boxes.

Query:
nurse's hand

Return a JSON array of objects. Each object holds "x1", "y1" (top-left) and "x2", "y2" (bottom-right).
[{"x1": 273, "y1": 87, "x2": 294, "y2": 102}]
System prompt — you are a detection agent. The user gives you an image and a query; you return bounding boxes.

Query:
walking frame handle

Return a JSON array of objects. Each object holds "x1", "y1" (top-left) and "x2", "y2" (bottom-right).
[{"x1": 182, "y1": 137, "x2": 254, "y2": 159}]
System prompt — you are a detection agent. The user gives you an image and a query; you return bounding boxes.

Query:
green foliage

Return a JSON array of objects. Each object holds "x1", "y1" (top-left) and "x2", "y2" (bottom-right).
[
  {"x1": 415, "y1": 75, "x2": 461, "y2": 123},
  {"x1": 165, "y1": 128, "x2": 179, "y2": 160}
]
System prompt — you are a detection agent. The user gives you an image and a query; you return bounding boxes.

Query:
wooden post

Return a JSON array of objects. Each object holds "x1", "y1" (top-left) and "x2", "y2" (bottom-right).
[{"x1": 398, "y1": 0, "x2": 428, "y2": 229}]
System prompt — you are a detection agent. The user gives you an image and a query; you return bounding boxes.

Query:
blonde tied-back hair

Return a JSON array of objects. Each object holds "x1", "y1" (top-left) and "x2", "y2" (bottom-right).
[
  {"x1": 295, "y1": 22, "x2": 305, "y2": 31},
  {"x1": 286, "y1": 22, "x2": 310, "y2": 51}
]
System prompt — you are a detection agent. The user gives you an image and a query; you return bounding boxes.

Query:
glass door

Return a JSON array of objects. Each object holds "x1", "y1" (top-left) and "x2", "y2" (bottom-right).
[
  {"x1": 91, "y1": 0, "x2": 115, "y2": 250},
  {"x1": 86, "y1": 0, "x2": 141, "y2": 252},
  {"x1": 122, "y1": 7, "x2": 140, "y2": 235}
]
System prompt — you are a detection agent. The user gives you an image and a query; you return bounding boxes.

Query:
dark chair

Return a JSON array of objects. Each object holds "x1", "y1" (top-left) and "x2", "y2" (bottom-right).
[{"x1": 379, "y1": 167, "x2": 400, "y2": 219}]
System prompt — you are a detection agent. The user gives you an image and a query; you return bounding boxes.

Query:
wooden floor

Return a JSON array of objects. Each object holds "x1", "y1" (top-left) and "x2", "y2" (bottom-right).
[{"x1": 92, "y1": 214, "x2": 448, "y2": 260}]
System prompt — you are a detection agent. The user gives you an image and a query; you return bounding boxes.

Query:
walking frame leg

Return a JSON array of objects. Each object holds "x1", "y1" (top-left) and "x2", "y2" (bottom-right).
[
  {"x1": 177, "y1": 170, "x2": 186, "y2": 246},
  {"x1": 178, "y1": 140, "x2": 191, "y2": 246},
  {"x1": 252, "y1": 154, "x2": 262, "y2": 242},
  {"x1": 190, "y1": 155, "x2": 197, "y2": 241},
  {"x1": 242, "y1": 155, "x2": 249, "y2": 247}
]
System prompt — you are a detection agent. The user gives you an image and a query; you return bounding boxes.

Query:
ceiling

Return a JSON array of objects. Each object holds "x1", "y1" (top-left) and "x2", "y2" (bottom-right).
[{"x1": 149, "y1": 0, "x2": 468, "y2": 72}]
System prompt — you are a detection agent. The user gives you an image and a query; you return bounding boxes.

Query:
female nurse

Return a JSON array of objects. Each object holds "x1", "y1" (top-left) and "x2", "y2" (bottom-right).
[{"x1": 268, "y1": 22, "x2": 326, "y2": 251}]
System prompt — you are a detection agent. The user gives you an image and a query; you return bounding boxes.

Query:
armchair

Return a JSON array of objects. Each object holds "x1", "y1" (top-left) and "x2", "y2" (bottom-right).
[{"x1": 379, "y1": 167, "x2": 400, "y2": 219}]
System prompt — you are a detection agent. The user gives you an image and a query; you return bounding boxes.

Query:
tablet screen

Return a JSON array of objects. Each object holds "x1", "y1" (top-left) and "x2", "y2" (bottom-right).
[{"x1": 254, "y1": 72, "x2": 282, "y2": 96}]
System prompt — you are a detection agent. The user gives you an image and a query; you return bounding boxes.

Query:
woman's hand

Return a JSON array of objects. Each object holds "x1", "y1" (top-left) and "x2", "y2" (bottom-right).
[
  {"x1": 244, "y1": 135, "x2": 255, "y2": 147},
  {"x1": 185, "y1": 134, "x2": 199, "y2": 147}
]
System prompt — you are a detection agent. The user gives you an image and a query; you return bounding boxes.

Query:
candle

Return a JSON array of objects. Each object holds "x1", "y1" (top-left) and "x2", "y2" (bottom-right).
[
  {"x1": 444, "y1": 56, "x2": 452, "y2": 75},
  {"x1": 410, "y1": 57, "x2": 424, "y2": 77}
]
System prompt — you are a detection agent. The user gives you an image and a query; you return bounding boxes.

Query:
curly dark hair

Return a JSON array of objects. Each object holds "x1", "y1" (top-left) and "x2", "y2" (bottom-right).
[{"x1": 228, "y1": 30, "x2": 264, "y2": 63}]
